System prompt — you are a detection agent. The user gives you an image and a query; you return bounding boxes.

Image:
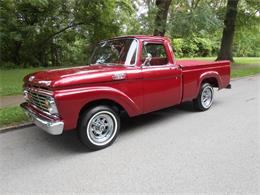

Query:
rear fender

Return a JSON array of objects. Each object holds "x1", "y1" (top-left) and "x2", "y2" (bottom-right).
[{"x1": 196, "y1": 71, "x2": 222, "y2": 96}]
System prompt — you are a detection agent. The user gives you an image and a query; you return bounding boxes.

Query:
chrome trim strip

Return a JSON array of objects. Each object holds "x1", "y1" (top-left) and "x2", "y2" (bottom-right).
[
  {"x1": 29, "y1": 103, "x2": 60, "y2": 119},
  {"x1": 25, "y1": 86, "x2": 53, "y2": 96}
]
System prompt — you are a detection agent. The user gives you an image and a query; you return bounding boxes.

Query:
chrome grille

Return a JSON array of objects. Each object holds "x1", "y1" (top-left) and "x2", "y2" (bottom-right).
[{"x1": 25, "y1": 90, "x2": 50, "y2": 113}]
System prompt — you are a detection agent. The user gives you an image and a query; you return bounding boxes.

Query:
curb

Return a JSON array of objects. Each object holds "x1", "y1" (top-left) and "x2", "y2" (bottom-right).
[{"x1": 0, "y1": 122, "x2": 34, "y2": 134}]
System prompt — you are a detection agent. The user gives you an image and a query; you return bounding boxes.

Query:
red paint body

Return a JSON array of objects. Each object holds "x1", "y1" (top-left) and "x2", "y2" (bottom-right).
[{"x1": 23, "y1": 36, "x2": 230, "y2": 131}]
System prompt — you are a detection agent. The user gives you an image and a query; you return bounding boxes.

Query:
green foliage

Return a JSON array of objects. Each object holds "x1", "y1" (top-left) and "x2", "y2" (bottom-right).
[
  {"x1": 168, "y1": 0, "x2": 260, "y2": 58},
  {"x1": 119, "y1": 1, "x2": 158, "y2": 35},
  {"x1": 0, "y1": 0, "x2": 259, "y2": 68},
  {"x1": 0, "y1": 62, "x2": 17, "y2": 69},
  {"x1": 0, "y1": 0, "x2": 134, "y2": 68},
  {"x1": 171, "y1": 38, "x2": 184, "y2": 57},
  {"x1": 168, "y1": 3, "x2": 223, "y2": 38},
  {"x1": 167, "y1": 1, "x2": 223, "y2": 58},
  {"x1": 233, "y1": 30, "x2": 260, "y2": 57},
  {"x1": 172, "y1": 36, "x2": 218, "y2": 57},
  {"x1": 232, "y1": 0, "x2": 260, "y2": 57}
]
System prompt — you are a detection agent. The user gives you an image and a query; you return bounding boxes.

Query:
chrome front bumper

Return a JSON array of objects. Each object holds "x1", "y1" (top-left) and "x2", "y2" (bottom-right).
[{"x1": 21, "y1": 103, "x2": 64, "y2": 135}]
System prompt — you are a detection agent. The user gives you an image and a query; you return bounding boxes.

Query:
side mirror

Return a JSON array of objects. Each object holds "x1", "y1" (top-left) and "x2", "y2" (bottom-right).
[{"x1": 142, "y1": 53, "x2": 152, "y2": 67}]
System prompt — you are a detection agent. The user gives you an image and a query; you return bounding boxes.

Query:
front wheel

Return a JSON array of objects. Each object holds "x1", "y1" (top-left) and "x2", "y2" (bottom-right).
[
  {"x1": 78, "y1": 105, "x2": 120, "y2": 150},
  {"x1": 193, "y1": 83, "x2": 214, "y2": 111}
]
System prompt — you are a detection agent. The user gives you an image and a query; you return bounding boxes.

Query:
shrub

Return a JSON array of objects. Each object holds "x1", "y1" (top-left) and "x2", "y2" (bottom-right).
[
  {"x1": 0, "y1": 62, "x2": 17, "y2": 69},
  {"x1": 172, "y1": 36, "x2": 218, "y2": 57}
]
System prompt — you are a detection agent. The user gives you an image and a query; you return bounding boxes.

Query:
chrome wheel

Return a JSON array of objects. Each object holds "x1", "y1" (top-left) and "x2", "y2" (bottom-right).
[
  {"x1": 86, "y1": 111, "x2": 117, "y2": 146},
  {"x1": 201, "y1": 86, "x2": 214, "y2": 109}
]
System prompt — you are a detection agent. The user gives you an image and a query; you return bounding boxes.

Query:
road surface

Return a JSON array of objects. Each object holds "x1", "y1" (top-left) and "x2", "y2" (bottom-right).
[{"x1": 0, "y1": 76, "x2": 259, "y2": 195}]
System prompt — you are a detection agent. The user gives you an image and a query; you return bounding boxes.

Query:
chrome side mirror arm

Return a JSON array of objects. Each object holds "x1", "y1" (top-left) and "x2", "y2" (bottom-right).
[{"x1": 141, "y1": 53, "x2": 152, "y2": 67}]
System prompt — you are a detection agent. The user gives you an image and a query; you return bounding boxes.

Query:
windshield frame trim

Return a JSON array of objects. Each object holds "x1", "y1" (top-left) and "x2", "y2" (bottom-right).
[{"x1": 90, "y1": 38, "x2": 139, "y2": 67}]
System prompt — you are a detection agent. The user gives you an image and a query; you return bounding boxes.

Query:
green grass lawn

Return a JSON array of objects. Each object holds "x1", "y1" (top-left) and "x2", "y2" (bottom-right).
[
  {"x1": 181, "y1": 56, "x2": 260, "y2": 65},
  {"x1": 0, "y1": 67, "x2": 45, "y2": 96},
  {"x1": 0, "y1": 65, "x2": 70, "y2": 96},
  {"x1": 0, "y1": 106, "x2": 29, "y2": 128},
  {"x1": 181, "y1": 57, "x2": 260, "y2": 78},
  {"x1": 230, "y1": 57, "x2": 260, "y2": 65},
  {"x1": 231, "y1": 66, "x2": 260, "y2": 78}
]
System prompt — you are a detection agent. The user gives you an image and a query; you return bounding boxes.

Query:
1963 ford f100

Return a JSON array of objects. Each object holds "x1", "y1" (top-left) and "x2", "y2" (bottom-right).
[{"x1": 21, "y1": 35, "x2": 231, "y2": 150}]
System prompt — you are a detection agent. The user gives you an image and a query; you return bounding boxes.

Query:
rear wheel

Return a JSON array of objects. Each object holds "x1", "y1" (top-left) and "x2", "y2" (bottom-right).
[
  {"x1": 78, "y1": 105, "x2": 120, "y2": 150},
  {"x1": 193, "y1": 83, "x2": 214, "y2": 111}
]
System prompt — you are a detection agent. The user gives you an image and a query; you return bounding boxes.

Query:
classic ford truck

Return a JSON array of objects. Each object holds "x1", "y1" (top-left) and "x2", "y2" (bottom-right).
[{"x1": 21, "y1": 35, "x2": 231, "y2": 150}]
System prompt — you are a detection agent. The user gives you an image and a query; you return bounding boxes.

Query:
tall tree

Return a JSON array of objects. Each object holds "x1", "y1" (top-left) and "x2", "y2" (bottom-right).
[
  {"x1": 153, "y1": 0, "x2": 172, "y2": 36},
  {"x1": 217, "y1": 0, "x2": 240, "y2": 61}
]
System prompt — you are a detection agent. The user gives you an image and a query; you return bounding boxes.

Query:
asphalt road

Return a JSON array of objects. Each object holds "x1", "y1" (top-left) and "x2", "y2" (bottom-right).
[{"x1": 0, "y1": 76, "x2": 259, "y2": 195}]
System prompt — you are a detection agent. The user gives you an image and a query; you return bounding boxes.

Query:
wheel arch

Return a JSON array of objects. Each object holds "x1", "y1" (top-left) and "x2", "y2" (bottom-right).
[
  {"x1": 199, "y1": 71, "x2": 221, "y2": 88},
  {"x1": 78, "y1": 99, "x2": 127, "y2": 119},
  {"x1": 55, "y1": 86, "x2": 141, "y2": 131},
  {"x1": 201, "y1": 77, "x2": 219, "y2": 88},
  {"x1": 195, "y1": 71, "x2": 222, "y2": 98}
]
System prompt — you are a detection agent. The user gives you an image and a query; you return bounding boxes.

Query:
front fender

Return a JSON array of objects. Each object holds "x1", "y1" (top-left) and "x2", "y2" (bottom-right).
[{"x1": 54, "y1": 86, "x2": 141, "y2": 130}]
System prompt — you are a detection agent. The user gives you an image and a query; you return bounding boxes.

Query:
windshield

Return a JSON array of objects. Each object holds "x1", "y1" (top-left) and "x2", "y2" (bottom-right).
[{"x1": 90, "y1": 38, "x2": 138, "y2": 66}]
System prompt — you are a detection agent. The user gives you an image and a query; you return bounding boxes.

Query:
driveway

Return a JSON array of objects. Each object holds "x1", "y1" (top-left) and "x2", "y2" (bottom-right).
[{"x1": 0, "y1": 76, "x2": 259, "y2": 195}]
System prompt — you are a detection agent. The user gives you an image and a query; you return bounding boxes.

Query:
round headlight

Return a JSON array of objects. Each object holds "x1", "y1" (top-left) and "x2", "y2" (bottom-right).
[{"x1": 46, "y1": 97, "x2": 58, "y2": 115}]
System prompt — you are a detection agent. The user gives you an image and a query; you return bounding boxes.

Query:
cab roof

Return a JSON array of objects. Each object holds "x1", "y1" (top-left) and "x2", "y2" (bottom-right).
[{"x1": 105, "y1": 35, "x2": 171, "y2": 42}]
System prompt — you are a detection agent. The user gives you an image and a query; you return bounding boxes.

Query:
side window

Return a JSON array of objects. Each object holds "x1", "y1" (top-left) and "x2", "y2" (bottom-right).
[{"x1": 142, "y1": 43, "x2": 168, "y2": 66}]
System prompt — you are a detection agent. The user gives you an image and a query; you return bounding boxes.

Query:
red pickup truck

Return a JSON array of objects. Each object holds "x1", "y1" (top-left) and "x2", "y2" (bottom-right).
[{"x1": 21, "y1": 35, "x2": 231, "y2": 150}]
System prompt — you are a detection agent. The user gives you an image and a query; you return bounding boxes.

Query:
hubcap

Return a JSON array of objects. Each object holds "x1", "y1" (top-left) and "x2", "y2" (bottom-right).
[
  {"x1": 201, "y1": 86, "x2": 213, "y2": 108},
  {"x1": 87, "y1": 111, "x2": 117, "y2": 146}
]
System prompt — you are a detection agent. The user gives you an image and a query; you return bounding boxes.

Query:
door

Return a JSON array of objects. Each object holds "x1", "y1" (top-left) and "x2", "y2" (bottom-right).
[{"x1": 141, "y1": 41, "x2": 182, "y2": 113}]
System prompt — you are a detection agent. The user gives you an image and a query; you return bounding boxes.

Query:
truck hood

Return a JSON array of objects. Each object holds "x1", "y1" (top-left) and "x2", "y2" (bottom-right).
[{"x1": 24, "y1": 65, "x2": 127, "y2": 89}]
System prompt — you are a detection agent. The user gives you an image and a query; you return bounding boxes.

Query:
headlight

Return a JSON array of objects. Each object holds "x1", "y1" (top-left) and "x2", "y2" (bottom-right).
[
  {"x1": 44, "y1": 97, "x2": 59, "y2": 115},
  {"x1": 23, "y1": 90, "x2": 29, "y2": 101}
]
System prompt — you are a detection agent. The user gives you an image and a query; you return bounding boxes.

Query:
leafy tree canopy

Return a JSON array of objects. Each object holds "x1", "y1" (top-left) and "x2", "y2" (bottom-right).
[{"x1": 0, "y1": 0, "x2": 259, "y2": 68}]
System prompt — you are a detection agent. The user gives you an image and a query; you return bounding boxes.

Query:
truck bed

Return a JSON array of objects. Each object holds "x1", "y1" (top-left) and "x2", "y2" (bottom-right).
[
  {"x1": 176, "y1": 60, "x2": 231, "y2": 102},
  {"x1": 177, "y1": 60, "x2": 230, "y2": 70}
]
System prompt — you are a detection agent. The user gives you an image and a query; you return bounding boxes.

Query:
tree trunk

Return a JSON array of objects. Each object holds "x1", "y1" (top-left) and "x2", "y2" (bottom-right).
[
  {"x1": 51, "y1": 43, "x2": 56, "y2": 66},
  {"x1": 13, "y1": 41, "x2": 21, "y2": 66},
  {"x1": 153, "y1": 0, "x2": 172, "y2": 36},
  {"x1": 216, "y1": 0, "x2": 239, "y2": 62}
]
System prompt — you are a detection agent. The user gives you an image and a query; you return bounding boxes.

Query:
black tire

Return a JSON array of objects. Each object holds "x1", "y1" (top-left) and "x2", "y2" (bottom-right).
[
  {"x1": 78, "y1": 105, "x2": 120, "y2": 150},
  {"x1": 193, "y1": 83, "x2": 214, "y2": 111}
]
